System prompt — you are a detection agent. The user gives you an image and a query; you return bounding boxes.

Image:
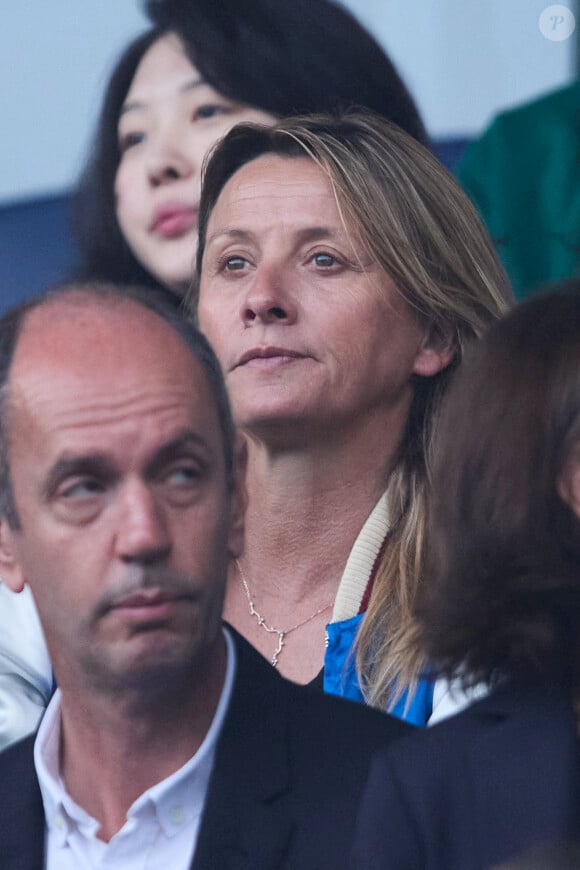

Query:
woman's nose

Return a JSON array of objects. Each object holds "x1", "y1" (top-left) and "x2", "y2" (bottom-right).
[
  {"x1": 147, "y1": 138, "x2": 195, "y2": 187},
  {"x1": 240, "y1": 269, "x2": 298, "y2": 326},
  {"x1": 149, "y1": 153, "x2": 193, "y2": 187}
]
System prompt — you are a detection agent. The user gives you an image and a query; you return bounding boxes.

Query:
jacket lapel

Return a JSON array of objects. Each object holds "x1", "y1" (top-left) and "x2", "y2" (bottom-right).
[{"x1": 191, "y1": 630, "x2": 295, "y2": 870}]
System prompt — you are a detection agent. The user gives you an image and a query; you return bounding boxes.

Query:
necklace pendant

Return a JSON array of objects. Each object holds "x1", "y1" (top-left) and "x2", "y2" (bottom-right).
[
  {"x1": 236, "y1": 558, "x2": 332, "y2": 670},
  {"x1": 271, "y1": 630, "x2": 285, "y2": 667}
]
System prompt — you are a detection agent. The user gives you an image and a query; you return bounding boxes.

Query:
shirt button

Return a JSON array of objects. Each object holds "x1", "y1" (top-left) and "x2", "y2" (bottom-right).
[
  {"x1": 169, "y1": 806, "x2": 184, "y2": 825},
  {"x1": 55, "y1": 815, "x2": 64, "y2": 830}
]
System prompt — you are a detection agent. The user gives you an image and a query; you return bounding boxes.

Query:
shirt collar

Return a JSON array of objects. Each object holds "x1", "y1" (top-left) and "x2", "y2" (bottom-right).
[
  {"x1": 34, "y1": 627, "x2": 236, "y2": 845},
  {"x1": 331, "y1": 490, "x2": 390, "y2": 622}
]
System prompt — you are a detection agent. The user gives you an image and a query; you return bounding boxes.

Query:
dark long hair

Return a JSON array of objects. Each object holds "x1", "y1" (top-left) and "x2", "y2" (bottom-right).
[
  {"x1": 73, "y1": 0, "x2": 426, "y2": 287},
  {"x1": 420, "y1": 285, "x2": 580, "y2": 688}
]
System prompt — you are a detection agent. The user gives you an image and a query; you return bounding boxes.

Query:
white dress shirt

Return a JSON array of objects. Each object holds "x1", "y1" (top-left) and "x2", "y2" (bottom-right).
[{"x1": 34, "y1": 629, "x2": 236, "y2": 870}]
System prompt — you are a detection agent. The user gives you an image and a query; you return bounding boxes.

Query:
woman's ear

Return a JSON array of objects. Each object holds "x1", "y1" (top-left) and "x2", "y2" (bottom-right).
[
  {"x1": 0, "y1": 521, "x2": 26, "y2": 593},
  {"x1": 412, "y1": 322, "x2": 456, "y2": 378}
]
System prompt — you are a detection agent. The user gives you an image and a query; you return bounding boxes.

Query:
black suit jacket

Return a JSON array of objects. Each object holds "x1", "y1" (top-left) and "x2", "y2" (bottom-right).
[
  {"x1": 352, "y1": 679, "x2": 580, "y2": 870},
  {"x1": 0, "y1": 628, "x2": 409, "y2": 870}
]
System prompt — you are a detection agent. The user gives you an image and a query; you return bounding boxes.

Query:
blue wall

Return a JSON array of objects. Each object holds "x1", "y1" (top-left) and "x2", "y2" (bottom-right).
[{"x1": 0, "y1": 195, "x2": 77, "y2": 312}]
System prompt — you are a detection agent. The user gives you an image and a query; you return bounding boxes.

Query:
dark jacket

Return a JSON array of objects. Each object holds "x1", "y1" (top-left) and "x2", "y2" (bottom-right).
[
  {"x1": 352, "y1": 679, "x2": 580, "y2": 870},
  {"x1": 0, "y1": 628, "x2": 410, "y2": 870}
]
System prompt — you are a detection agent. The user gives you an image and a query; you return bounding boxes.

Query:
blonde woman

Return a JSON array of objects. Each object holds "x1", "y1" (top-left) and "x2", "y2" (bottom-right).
[{"x1": 193, "y1": 111, "x2": 514, "y2": 721}]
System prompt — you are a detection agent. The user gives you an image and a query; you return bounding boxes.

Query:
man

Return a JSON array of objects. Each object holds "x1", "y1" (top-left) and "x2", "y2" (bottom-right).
[{"x1": 0, "y1": 282, "x2": 408, "y2": 870}]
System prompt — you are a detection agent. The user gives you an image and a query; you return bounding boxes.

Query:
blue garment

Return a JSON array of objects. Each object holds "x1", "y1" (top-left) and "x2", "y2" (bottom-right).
[{"x1": 324, "y1": 614, "x2": 434, "y2": 726}]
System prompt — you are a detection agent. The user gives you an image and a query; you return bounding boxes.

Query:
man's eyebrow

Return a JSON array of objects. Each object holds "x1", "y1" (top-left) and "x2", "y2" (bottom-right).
[
  {"x1": 42, "y1": 454, "x2": 115, "y2": 499},
  {"x1": 119, "y1": 77, "x2": 205, "y2": 117},
  {"x1": 42, "y1": 432, "x2": 213, "y2": 498},
  {"x1": 145, "y1": 431, "x2": 214, "y2": 477}
]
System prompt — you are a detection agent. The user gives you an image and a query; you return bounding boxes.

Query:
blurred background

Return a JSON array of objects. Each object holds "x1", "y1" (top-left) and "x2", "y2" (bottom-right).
[{"x1": 0, "y1": 0, "x2": 576, "y2": 311}]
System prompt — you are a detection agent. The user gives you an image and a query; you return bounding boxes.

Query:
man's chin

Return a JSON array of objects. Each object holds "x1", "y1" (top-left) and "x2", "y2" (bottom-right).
[{"x1": 81, "y1": 633, "x2": 211, "y2": 695}]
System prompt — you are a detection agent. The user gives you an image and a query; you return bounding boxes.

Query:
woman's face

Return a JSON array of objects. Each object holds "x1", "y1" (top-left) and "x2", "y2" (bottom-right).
[
  {"x1": 114, "y1": 33, "x2": 275, "y2": 297},
  {"x1": 198, "y1": 154, "x2": 450, "y2": 444}
]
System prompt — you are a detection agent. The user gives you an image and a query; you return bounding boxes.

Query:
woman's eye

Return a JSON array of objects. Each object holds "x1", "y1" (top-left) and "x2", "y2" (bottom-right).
[
  {"x1": 223, "y1": 256, "x2": 250, "y2": 272},
  {"x1": 119, "y1": 131, "x2": 145, "y2": 153},
  {"x1": 312, "y1": 252, "x2": 340, "y2": 268},
  {"x1": 193, "y1": 104, "x2": 229, "y2": 121},
  {"x1": 119, "y1": 131, "x2": 145, "y2": 154}
]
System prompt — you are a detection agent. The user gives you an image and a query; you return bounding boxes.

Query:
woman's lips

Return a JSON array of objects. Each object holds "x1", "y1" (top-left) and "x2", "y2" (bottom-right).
[
  {"x1": 235, "y1": 347, "x2": 307, "y2": 370},
  {"x1": 151, "y1": 204, "x2": 198, "y2": 239}
]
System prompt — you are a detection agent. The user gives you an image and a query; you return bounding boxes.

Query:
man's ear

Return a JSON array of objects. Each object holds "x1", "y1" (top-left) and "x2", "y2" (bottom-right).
[
  {"x1": 412, "y1": 322, "x2": 456, "y2": 378},
  {"x1": 227, "y1": 433, "x2": 247, "y2": 561},
  {"x1": 0, "y1": 520, "x2": 26, "y2": 593}
]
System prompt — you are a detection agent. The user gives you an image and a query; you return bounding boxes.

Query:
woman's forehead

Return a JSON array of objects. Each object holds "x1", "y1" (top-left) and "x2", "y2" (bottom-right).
[{"x1": 123, "y1": 32, "x2": 200, "y2": 107}]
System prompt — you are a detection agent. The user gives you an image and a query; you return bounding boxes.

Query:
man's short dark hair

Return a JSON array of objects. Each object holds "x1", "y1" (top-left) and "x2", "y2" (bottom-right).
[{"x1": 0, "y1": 281, "x2": 236, "y2": 528}]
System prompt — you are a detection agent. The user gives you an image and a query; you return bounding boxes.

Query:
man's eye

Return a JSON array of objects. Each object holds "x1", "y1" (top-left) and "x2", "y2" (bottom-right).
[
  {"x1": 59, "y1": 479, "x2": 103, "y2": 500},
  {"x1": 161, "y1": 462, "x2": 203, "y2": 489},
  {"x1": 165, "y1": 466, "x2": 201, "y2": 486}
]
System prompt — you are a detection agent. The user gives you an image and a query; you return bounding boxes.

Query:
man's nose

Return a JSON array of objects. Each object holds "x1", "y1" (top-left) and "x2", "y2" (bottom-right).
[{"x1": 115, "y1": 479, "x2": 171, "y2": 565}]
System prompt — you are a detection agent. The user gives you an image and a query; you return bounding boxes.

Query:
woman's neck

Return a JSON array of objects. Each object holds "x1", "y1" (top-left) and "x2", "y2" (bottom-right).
[
  {"x1": 224, "y1": 417, "x2": 402, "y2": 682},
  {"x1": 242, "y1": 439, "x2": 388, "y2": 595}
]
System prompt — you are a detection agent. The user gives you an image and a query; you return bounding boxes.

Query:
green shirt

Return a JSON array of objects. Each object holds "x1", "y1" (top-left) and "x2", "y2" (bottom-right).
[{"x1": 457, "y1": 81, "x2": 580, "y2": 299}]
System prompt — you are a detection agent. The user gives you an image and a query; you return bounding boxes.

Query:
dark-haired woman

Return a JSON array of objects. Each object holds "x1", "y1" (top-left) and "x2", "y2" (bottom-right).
[
  {"x1": 353, "y1": 286, "x2": 580, "y2": 870},
  {"x1": 74, "y1": 0, "x2": 427, "y2": 297}
]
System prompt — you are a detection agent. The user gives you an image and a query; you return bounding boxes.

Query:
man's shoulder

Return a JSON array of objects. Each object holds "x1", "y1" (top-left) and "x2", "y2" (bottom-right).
[
  {"x1": 0, "y1": 735, "x2": 44, "y2": 869},
  {"x1": 0, "y1": 734, "x2": 40, "y2": 812},
  {"x1": 289, "y1": 679, "x2": 410, "y2": 741},
  {"x1": 230, "y1": 626, "x2": 411, "y2": 750},
  {"x1": 0, "y1": 733, "x2": 37, "y2": 784},
  {"x1": 204, "y1": 629, "x2": 411, "y2": 868},
  {"x1": 0, "y1": 734, "x2": 43, "y2": 834}
]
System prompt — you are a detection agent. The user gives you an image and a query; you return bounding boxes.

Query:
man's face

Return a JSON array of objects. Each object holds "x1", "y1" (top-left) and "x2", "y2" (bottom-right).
[{"x1": 0, "y1": 298, "x2": 244, "y2": 692}]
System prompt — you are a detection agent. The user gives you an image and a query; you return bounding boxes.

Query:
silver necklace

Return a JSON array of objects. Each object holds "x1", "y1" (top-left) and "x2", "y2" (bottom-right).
[{"x1": 235, "y1": 559, "x2": 333, "y2": 667}]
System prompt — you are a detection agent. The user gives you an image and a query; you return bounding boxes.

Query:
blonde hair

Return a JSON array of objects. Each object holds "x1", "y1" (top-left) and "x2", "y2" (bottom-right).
[{"x1": 195, "y1": 111, "x2": 514, "y2": 708}]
